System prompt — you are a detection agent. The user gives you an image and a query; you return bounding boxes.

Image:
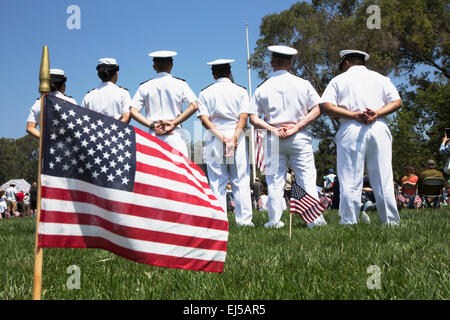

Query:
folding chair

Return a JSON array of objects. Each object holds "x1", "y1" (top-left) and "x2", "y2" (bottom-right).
[{"x1": 422, "y1": 177, "x2": 445, "y2": 208}]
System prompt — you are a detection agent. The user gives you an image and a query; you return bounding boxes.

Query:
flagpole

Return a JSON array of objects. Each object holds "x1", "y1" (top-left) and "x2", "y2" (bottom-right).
[
  {"x1": 289, "y1": 212, "x2": 292, "y2": 240},
  {"x1": 245, "y1": 24, "x2": 256, "y2": 184},
  {"x1": 32, "y1": 45, "x2": 50, "y2": 300}
]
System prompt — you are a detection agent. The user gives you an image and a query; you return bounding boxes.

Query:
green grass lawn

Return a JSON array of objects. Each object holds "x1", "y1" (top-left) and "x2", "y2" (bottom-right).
[{"x1": 0, "y1": 207, "x2": 448, "y2": 300}]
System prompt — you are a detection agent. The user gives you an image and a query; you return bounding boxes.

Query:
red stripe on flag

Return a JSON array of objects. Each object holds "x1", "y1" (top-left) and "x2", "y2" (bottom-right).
[
  {"x1": 135, "y1": 161, "x2": 217, "y2": 202},
  {"x1": 135, "y1": 142, "x2": 212, "y2": 192},
  {"x1": 40, "y1": 210, "x2": 227, "y2": 251},
  {"x1": 133, "y1": 182, "x2": 223, "y2": 212},
  {"x1": 290, "y1": 198, "x2": 324, "y2": 224},
  {"x1": 134, "y1": 127, "x2": 207, "y2": 180},
  {"x1": 292, "y1": 199, "x2": 315, "y2": 222},
  {"x1": 290, "y1": 201, "x2": 313, "y2": 223},
  {"x1": 41, "y1": 186, "x2": 228, "y2": 231},
  {"x1": 38, "y1": 234, "x2": 225, "y2": 273}
]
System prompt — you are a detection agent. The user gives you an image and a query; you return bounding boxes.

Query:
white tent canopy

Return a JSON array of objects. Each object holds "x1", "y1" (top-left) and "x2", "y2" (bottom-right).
[{"x1": 0, "y1": 179, "x2": 31, "y2": 193}]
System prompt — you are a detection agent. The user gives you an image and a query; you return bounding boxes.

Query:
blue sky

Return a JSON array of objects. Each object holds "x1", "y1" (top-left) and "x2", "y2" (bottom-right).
[
  {"x1": 0, "y1": 0, "x2": 303, "y2": 140},
  {"x1": 0, "y1": 0, "x2": 423, "y2": 145}
]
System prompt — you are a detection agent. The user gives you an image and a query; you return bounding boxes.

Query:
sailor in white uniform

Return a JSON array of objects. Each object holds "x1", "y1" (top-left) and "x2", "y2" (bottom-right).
[
  {"x1": 81, "y1": 58, "x2": 131, "y2": 123},
  {"x1": 249, "y1": 45, "x2": 327, "y2": 228},
  {"x1": 26, "y1": 69, "x2": 77, "y2": 138},
  {"x1": 320, "y1": 50, "x2": 402, "y2": 225},
  {"x1": 130, "y1": 50, "x2": 198, "y2": 157},
  {"x1": 197, "y1": 59, "x2": 253, "y2": 226}
]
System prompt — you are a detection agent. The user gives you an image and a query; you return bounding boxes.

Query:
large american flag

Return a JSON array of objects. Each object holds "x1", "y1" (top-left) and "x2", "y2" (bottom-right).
[
  {"x1": 255, "y1": 128, "x2": 265, "y2": 174},
  {"x1": 290, "y1": 179, "x2": 325, "y2": 224},
  {"x1": 38, "y1": 95, "x2": 228, "y2": 273}
]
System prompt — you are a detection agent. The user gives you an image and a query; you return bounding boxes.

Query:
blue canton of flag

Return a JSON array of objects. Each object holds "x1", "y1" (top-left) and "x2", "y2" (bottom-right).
[{"x1": 42, "y1": 95, "x2": 136, "y2": 191}]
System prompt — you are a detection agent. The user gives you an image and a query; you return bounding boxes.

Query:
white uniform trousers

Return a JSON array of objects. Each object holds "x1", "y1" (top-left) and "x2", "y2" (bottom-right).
[
  {"x1": 336, "y1": 120, "x2": 400, "y2": 225},
  {"x1": 150, "y1": 127, "x2": 189, "y2": 158},
  {"x1": 265, "y1": 131, "x2": 326, "y2": 225},
  {"x1": 205, "y1": 127, "x2": 253, "y2": 225}
]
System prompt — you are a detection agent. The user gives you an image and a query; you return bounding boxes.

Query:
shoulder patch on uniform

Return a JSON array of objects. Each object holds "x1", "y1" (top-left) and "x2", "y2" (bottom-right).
[
  {"x1": 139, "y1": 78, "x2": 153, "y2": 85},
  {"x1": 87, "y1": 88, "x2": 96, "y2": 94},
  {"x1": 200, "y1": 83, "x2": 215, "y2": 92},
  {"x1": 118, "y1": 85, "x2": 128, "y2": 91},
  {"x1": 173, "y1": 76, "x2": 186, "y2": 82},
  {"x1": 64, "y1": 94, "x2": 73, "y2": 98},
  {"x1": 257, "y1": 78, "x2": 269, "y2": 88},
  {"x1": 36, "y1": 97, "x2": 40, "y2": 100}
]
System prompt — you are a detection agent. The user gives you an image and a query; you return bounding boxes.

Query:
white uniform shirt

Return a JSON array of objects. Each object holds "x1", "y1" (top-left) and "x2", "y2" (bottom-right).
[
  {"x1": 27, "y1": 91, "x2": 77, "y2": 125},
  {"x1": 321, "y1": 65, "x2": 401, "y2": 124},
  {"x1": 131, "y1": 72, "x2": 197, "y2": 128},
  {"x1": 197, "y1": 78, "x2": 249, "y2": 128},
  {"x1": 0, "y1": 195, "x2": 6, "y2": 212},
  {"x1": 249, "y1": 70, "x2": 321, "y2": 126},
  {"x1": 24, "y1": 194, "x2": 30, "y2": 205},
  {"x1": 5, "y1": 186, "x2": 17, "y2": 201},
  {"x1": 81, "y1": 81, "x2": 131, "y2": 120}
]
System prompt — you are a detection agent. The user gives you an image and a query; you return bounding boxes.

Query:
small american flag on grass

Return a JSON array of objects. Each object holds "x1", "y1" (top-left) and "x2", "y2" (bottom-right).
[
  {"x1": 414, "y1": 195, "x2": 422, "y2": 209},
  {"x1": 397, "y1": 193, "x2": 406, "y2": 203},
  {"x1": 38, "y1": 95, "x2": 228, "y2": 273},
  {"x1": 319, "y1": 194, "x2": 331, "y2": 209},
  {"x1": 290, "y1": 179, "x2": 325, "y2": 224}
]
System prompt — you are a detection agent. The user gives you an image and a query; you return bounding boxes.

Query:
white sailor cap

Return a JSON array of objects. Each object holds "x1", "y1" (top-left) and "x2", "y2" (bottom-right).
[
  {"x1": 206, "y1": 59, "x2": 235, "y2": 66},
  {"x1": 149, "y1": 50, "x2": 178, "y2": 58},
  {"x1": 339, "y1": 50, "x2": 370, "y2": 60},
  {"x1": 50, "y1": 69, "x2": 65, "y2": 76},
  {"x1": 339, "y1": 50, "x2": 370, "y2": 71},
  {"x1": 98, "y1": 58, "x2": 118, "y2": 65},
  {"x1": 268, "y1": 45, "x2": 298, "y2": 57},
  {"x1": 50, "y1": 68, "x2": 67, "y2": 82}
]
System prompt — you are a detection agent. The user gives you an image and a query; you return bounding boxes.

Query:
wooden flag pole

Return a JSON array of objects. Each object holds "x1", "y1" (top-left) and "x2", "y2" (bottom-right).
[
  {"x1": 289, "y1": 212, "x2": 292, "y2": 239},
  {"x1": 32, "y1": 45, "x2": 50, "y2": 300}
]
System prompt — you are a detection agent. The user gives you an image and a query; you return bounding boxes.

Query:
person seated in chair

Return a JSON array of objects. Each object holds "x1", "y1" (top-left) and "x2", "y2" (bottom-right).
[
  {"x1": 360, "y1": 175, "x2": 375, "y2": 224},
  {"x1": 418, "y1": 160, "x2": 444, "y2": 208},
  {"x1": 401, "y1": 164, "x2": 419, "y2": 209}
]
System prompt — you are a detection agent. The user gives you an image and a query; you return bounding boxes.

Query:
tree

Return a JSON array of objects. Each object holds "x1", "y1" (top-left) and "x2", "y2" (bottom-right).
[{"x1": 0, "y1": 135, "x2": 39, "y2": 185}]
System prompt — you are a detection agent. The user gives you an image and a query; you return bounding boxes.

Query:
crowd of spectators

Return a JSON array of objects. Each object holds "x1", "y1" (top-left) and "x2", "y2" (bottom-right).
[{"x1": 0, "y1": 182, "x2": 37, "y2": 219}]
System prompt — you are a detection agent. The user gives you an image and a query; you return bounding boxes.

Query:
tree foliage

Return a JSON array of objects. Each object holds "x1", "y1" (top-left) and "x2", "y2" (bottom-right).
[
  {"x1": 0, "y1": 135, "x2": 39, "y2": 186},
  {"x1": 250, "y1": 0, "x2": 449, "y2": 183}
]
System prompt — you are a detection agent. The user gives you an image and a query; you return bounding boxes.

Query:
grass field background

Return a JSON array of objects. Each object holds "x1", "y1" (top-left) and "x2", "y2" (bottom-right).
[{"x1": 0, "y1": 207, "x2": 448, "y2": 300}]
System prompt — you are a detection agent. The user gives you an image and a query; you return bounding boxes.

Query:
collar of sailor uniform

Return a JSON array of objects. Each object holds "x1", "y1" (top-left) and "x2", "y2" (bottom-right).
[
  {"x1": 99, "y1": 81, "x2": 115, "y2": 88},
  {"x1": 50, "y1": 90, "x2": 63, "y2": 97},
  {"x1": 155, "y1": 72, "x2": 171, "y2": 78},
  {"x1": 271, "y1": 69, "x2": 289, "y2": 77},
  {"x1": 346, "y1": 65, "x2": 368, "y2": 72},
  {"x1": 216, "y1": 77, "x2": 231, "y2": 83}
]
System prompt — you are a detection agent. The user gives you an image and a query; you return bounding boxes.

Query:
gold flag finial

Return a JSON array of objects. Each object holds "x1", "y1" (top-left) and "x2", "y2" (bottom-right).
[{"x1": 39, "y1": 46, "x2": 50, "y2": 94}]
